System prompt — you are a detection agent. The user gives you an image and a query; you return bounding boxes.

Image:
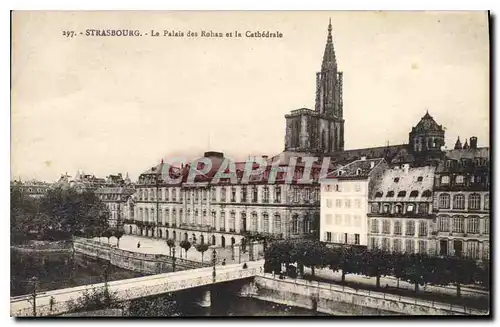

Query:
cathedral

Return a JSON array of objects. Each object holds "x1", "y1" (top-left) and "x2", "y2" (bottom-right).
[{"x1": 283, "y1": 21, "x2": 486, "y2": 167}]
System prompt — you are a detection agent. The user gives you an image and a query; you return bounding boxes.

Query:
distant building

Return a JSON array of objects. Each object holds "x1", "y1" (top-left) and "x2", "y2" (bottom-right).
[
  {"x1": 433, "y1": 140, "x2": 490, "y2": 261},
  {"x1": 95, "y1": 186, "x2": 135, "y2": 228},
  {"x1": 10, "y1": 179, "x2": 51, "y2": 198},
  {"x1": 320, "y1": 158, "x2": 387, "y2": 247},
  {"x1": 367, "y1": 165, "x2": 437, "y2": 254}
]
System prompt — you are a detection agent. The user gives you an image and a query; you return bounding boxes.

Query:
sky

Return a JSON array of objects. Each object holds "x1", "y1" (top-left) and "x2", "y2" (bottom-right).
[{"x1": 11, "y1": 11, "x2": 490, "y2": 182}]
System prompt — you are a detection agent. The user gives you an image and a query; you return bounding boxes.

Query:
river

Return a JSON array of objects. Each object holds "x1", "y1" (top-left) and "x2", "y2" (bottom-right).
[{"x1": 11, "y1": 250, "x2": 322, "y2": 316}]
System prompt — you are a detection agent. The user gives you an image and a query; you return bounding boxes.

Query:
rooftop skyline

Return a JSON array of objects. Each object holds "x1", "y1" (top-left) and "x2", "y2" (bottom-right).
[{"x1": 11, "y1": 11, "x2": 489, "y2": 182}]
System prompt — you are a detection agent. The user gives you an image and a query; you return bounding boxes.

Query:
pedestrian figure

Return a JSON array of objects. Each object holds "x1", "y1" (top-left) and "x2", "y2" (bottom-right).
[
  {"x1": 222, "y1": 259, "x2": 226, "y2": 266},
  {"x1": 260, "y1": 266, "x2": 263, "y2": 273},
  {"x1": 242, "y1": 262, "x2": 248, "y2": 269},
  {"x1": 49, "y1": 296, "x2": 55, "y2": 311},
  {"x1": 137, "y1": 242, "x2": 141, "y2": 248}
]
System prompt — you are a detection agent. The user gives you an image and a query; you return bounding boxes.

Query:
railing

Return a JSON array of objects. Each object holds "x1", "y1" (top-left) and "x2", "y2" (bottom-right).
[
  {"x1": 11, "y1": 266, "x2": 259, "y2": 317},
  {"x1": 259, "y1": 274, "x2": 488, "y2": 316}
]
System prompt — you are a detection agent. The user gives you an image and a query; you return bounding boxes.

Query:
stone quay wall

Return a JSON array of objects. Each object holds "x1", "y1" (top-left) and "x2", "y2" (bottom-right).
[
  {"x1": 240, "y1": 274, "x2": 488, "y2": 316},
  {"x1": 73, "y1": 237, "x2": 210, "y2": 275}
]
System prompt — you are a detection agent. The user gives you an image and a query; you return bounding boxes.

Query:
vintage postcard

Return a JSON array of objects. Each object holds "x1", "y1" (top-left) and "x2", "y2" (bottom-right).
[{"x1": 10, "y1": 11, "x2": 490, "y2": 317}]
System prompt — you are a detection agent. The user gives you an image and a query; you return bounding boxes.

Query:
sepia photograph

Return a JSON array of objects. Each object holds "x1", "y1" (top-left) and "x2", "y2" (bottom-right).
[{"x1": 10, "y1": 10, "x2": 490, "y2": 317}]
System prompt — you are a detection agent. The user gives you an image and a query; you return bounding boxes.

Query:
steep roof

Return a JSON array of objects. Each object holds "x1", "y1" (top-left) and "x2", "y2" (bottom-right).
[
  {"x1": 325, "y1": 158, "x2": 385, "y2": 180},
  {"x1": 371, "y1": 165, "x2": 435, "y2": 201},
  {"x1": 411, "y1": 111, "x2": 444, "y2": 133}
]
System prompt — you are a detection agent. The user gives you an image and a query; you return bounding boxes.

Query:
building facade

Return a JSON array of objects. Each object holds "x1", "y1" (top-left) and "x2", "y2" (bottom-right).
[
  {"x1": 10, "y1": 179, "x2": 52, "y2": 198},
  {"x1": 125, "y1": 152, "x2": 325, "y2": 247},
  {"x1": 367, "y1": 165, "x2": 437, "y2": 254},
  {"x1": 433, "y1": 143, "x2": 490, "y2": 261},
  {"x1": 320, "y1": 158, "x2": 387, "y2": 247}
]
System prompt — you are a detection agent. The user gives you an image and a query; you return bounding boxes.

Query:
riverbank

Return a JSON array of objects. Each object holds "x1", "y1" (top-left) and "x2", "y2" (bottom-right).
[{"x1": 11, "y1": 240, "x2": 73, "y2": 253}]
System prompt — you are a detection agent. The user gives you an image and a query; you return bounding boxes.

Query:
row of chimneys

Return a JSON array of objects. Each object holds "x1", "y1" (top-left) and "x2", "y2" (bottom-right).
[{"x1": 454, "y1": 136, "x2": 478, "y2": 150}]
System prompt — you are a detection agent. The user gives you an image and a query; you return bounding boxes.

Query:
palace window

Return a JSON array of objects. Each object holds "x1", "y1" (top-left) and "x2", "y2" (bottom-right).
[
  {"x1": 405, "y1": 239, "x2": 415, "y2": 254},
  {"x1": 468, "y1": 193, "x2": 481, "y2": 210},
  {"x1": 418, "y1": 221, "x2": 428, "y2": 236},
  {"x1": 466, "y1": 241, "x2": 480, "y2": 260},
  {"x1": 252, "y1": 186, "x2": 258, "y2": 203},
  {"x1": 484, "y1": 195, "x2": 489, "y2": 210},
  {"x1": 393, "y1": 239, "x2": 402, "y2": 253},
  {"x1": 453, "y1": 194, "x2": 465, "y2": 209},
  {"x1": 382, "y1": 220, "x2": 391, "y2": 234},
  {"x1": 202, "y1": 189, "x2": 207, "y2": 201},
  {"x1": 344, "y1": 199, "x2": 351, "y2": 208},
  {"x1": 175, "y1": 189, "x2": 179, "y2": 201},
  {"x1": 354, "y1": 234, "x2": 360, "y2": 245},
  {"x1": 194, "y1": 190, "x2": 199, "y2": 201},
  {"x1": 241, "y1": 186, "x2": 247, "y2": 202},
  {"x1": 229, "y1": 211, "x2": 236, "y2": 231},
  {"x1": 211, "y1": 211, "x2": 216, "y2": 228},
  {"x1": 410, "y1": 191, "x2": 419, "y2": 198},
  {"x1": 220, "y1": 187, "x2": 227, "y2": 202},
  {"x1": 353, "y1": 215, "x2": 361, "y2": 227},
  {"x1": 274, "y1": 186, "x2": 281, "y2": 203},
  {"x1": 355, "y1": 199, "x2": 361, "y2": 208},
  {"x1": 262, "y1": 212, "x2": 269, "y2": 233},
  {"x1": 325, "y1": 214, "x2": 333, "y2": 225},
  {"x1": 383, "y1": 203, "x2": 391, "y2": 213},
  {"x1": 484, "y1": 218, "x2": 489, "y2": 234},
  {"x1": 211, "y1": 188, "x2": 217, "y2": 201},
  {"x1": 326, "y1": 232, "x2": 332, "y2": 242},
  {"x1": 439, "y1": 194, "x2": 450, "y2": 209},
  {"x1": 405, "y1": 220, "x2": 415, "y2": 236},
  {"x1": 187, "y1": 190, "x2": 191, "y2": 201},
  {"x1": 394, "y1": 220, "x2": 402, "y2": 235},
  {"x1": 231, "y1": 187, "x2": 236, "y2": 202},
  {"x1": 397, "y1": 191, "x2": 406, "y2": 197},
  {"x1": 441, "y1": 176, "x2": 450, "y2": 184},
  {"x1": 382, "y1": 238, "x2": 390, "y2": 251},
  {"x1": 165, "y1": 189, "x2": 169, "y2": 201},
  {"x1": 292, "y1": 214, "x2": 299, "y2": 234},
  {"x1": 439, "y1": 217, "x2": 449, "y2": 232},
  {"x1": 344, "y1": 214, "x2": 351, "y2": 227},
  {"x1": 335, "y1": 214, "x2": 342, "y2": 226},
  {"x1": 419, "y1": 240, "x2": 427, "y2": 254},
  {"x1": 336, "y1": 199, "x2": 342, "y2": 208},
  {"x1": 371, "y1": 219, "x2": 379, "y2": 233},
  {"x1": 418, "y1": 203, "x2": 429, "y2": 214},
  {"x1": 355, "y1": 183, "x2": 361, "y2": 192},
  {"x1": 467, "y1": 217, "x2": 479, "y2": 234},
  {"x1": 273, "y1": 214, "x2": 281, "y2": 234},
  {"x1": 263, "y1": 186, "x2": 269, "y2": 203},
  {"x1": 452, "y1": 217, "x2": 464, "y2": 233},
  {"x1": 251, "y1": 212, "x2": 258, "y2": 231},
  {"x1": 386, "y1": 191, "x2": 395, "y2": 197},
  {"x1": 395, "y1": 204, "x2": 402, "y2": 214},
  {"x1": 326, "y1": 199, "x2": 333, "y2": 208},
  {"x1": 220, "y1": 211, "x2": 226, "y2": 230},
  {"x1": 202, "y1": 210, "x2": 207, "y2": 225}
]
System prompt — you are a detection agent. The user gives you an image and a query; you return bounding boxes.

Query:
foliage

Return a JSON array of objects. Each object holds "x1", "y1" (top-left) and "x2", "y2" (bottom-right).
[
  {"x1": 195, "y1": 243, "x2": 209, "y2": 262},
  {"x1": 126, "y1": 294, "x2": 180, "y2": 317},
  {"x1": 264, "y1": 239, "x2": 488, "y2": 295},
  {"x1": 11, "y1": 187, "x2": 108, "y2": 244},
  {"x1": 66, "y1": 284, "x2": 120, "y2": 313},
  {"x1": 179, "y1": 240, "x2": 191, "y2": 259},
  {"x1": 166, "y1": 239, "x2": 175, "y2": 256},
  {"x1": 113, "y1": 229, "x2": 124, "y2": 248}
]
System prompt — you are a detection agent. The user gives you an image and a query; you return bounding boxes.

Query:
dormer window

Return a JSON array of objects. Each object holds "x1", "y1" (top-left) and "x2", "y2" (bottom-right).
[
  {"x1": 397, "y1": 191, "x2": 406, "y2": 197},
  {"x1": 375, "y1": 192, "x2": 383, "y2": 198},
  {"x1": 417, "y1": 176, "x2": 423, "y2": 182},
  {"x1": 409, "y1": 191, "x2": 419, "y2": 198},
  {"x1": 394, "y1": 178, "x2": 400, "y2": 183},
  {"x1": 356, "y1": 168, "x2": 362, "y2": 175},
  {"x1": 386, "y1": 191, "x2": 395, "y2": 198},
  {"x1": 338, "y1": 170, "x2": 344, "y2": 176},
  {"x1": 422, "y1": 190, "x2": 432, "y2": 197}
]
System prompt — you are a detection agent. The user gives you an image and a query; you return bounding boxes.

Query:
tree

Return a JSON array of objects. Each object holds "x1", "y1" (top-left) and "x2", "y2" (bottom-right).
[
  {"x1": 180, "y1": 240, "x2": 191, "y2": 259},
  {"x1": 103, "y1": 229, "x2": 113, "y2": 246},
  {"x1": 361, "y1": 249, "x2": 393, "y2": 288},
  {"x1": 195, "y1": 243, "x2": 209, "y2": 262},
  {"x1": 66, "y1": 284, "x2": 119, "y2": 314},
  {"x1": 126, "y1": 294, "x2": 179, "y2": 317},
  {"x1": 446, "y1": 256, "x2": 477, "y2": 297},
  {"x1": 402, "y1": 253, "x2": 428, "y2": 292},
  {"x1": 166, "y1": 239, "x2": 175, "y2": 256},
  {"x1": 114, "y1": 229, "x2": 124, "y2": 248}
]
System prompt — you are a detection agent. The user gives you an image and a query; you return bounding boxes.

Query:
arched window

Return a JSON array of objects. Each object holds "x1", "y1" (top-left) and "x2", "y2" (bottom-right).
[
  {"x1": 220, "y1": 211, "x2": 226, "y2": 231},
  {"x1": 292, "y1": 214, "x2": 299, "y2": 234},
  {"x1": 453, "y1": 194, "x2": 465, "y2": 209},
  {"x1": 251, "y1": 212, "x2": 258, "y2": 231},
  {"x1": 409, "y1": 191, "x2": 419, "y2": 198},
  {"x1": 262, "y1": 212, "x2": 269, "y2": 233},
  {"x1": 211, "y1": 211, "x2": 216, "y2": 228},
  {"x1": 468, "y1": 193, "x2": 481, "y2": 210},
  {"x1": 240, "y1": 212, "x2": 247, "y2": 233},
  {"x1": 303, "y1": 215, "x2": 311, "y2": 233},
  {"x1": 273, "y1": 213, "x2": 281, "y2": 234},
  {"x1": 439, "y1": 194, "x2": 450, "y2": 209},
  {"x1": 394, "y1": 220, "x2": 401, "y2": 235},
  {"x1": 263, "y1": 186, "x2": 269, "y2": 203},
  {"x1": 229, "y1": 211, "x2": 236, "y2": 231},
  {"x1": 252, "y1": 186, "x2": 258, "y2": 203}
]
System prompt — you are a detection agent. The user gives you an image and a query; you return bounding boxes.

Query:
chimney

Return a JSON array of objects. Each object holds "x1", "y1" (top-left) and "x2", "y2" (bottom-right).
[{"x1": 470, "y1": 136, "x2": 477, "y2": 149}]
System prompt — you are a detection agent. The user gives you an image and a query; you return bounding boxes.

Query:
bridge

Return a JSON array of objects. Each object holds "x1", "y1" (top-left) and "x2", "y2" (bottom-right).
[{"x1": 11, "y1": 260, "x2": 264, "y2": 317}]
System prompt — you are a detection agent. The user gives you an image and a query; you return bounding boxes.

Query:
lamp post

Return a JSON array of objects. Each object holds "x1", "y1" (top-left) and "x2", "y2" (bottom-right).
[
  {"x1": 172, "y1": 247, "x2": 176, "y2": 272},
  {"x1": 212, "y1": 249, "x2": 217, "y2": 283},
  {"x1": 30, "y1": 276, "x2": 38, "y2": 316}
]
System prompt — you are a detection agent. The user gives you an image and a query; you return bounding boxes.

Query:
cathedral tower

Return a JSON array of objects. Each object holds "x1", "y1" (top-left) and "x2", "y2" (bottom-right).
[{"x1": 284, "y1": 20, "x2": 345, "y2": 154}]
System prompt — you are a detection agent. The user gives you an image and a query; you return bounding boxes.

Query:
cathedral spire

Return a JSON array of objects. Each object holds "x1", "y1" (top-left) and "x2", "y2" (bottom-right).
[{"x1": 322, "y1": 18, "x2": 337, "y2": 71}]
